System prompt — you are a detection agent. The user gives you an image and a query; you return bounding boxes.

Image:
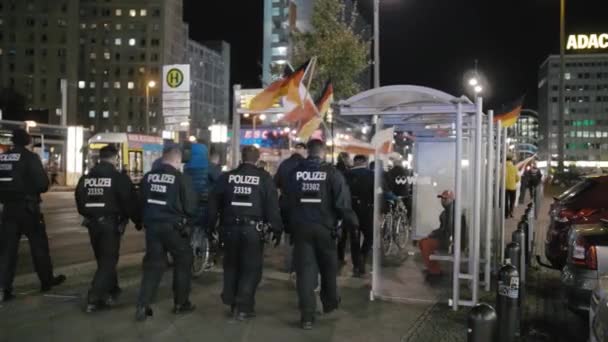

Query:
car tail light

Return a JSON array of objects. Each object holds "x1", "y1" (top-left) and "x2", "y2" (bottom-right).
[
  {"x1": 573, "y1": 237, "x2": 598, "y2": 270},
  {"x1": 573, "y1": 208, "x2": 597, "y2": 221},
  {"x1": 556, "y1": 209, "x2": 576, "y2": 223}
]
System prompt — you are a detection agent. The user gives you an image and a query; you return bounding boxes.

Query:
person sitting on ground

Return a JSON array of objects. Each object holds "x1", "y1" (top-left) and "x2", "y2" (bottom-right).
[{"x1": 418, "y1": 190, "x2": 466, "y2": 283}]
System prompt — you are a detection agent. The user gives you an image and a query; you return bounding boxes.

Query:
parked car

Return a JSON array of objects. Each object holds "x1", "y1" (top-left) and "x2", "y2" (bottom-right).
[
  {"x1": 545, "y1": 175, "x2": 608, "y2": 269},
  {"x1": 561, "y1": 218, "x2": 608, "y2": 313},
  {"x1": 590, "y1": 274, "x2": 608, "y2": 342}
]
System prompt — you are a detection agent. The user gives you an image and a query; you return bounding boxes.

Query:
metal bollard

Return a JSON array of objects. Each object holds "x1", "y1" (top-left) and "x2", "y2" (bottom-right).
[
  {"x1": 512, "y1": 227, "x2": 527, "y2": 283},
  {"x1": 518, "y1": 218, "x2": 530, "y2": 264},
  {"x1": 497, "y1": 262, "x2": 520, "y2": 342},
  {"x1": 467, "y1": 303, "x2": 497, "y2": 342},
  {"x1": 504, "y1": 242, "x2": 521, "y2": 278}
]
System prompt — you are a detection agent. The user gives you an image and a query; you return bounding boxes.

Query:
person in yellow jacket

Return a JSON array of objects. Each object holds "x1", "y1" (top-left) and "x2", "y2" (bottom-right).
[{"x1": 505, "y1": 155, "x2": 520, "y2": 218}]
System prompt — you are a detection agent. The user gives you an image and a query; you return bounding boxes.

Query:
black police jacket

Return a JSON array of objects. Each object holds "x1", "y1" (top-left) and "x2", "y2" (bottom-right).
[
  {"x1": 346, "y1": 166, "x2": 375, "y2": 206},
  {"x1": 0, "y1": 145, "x2": 49, "y2": 203},
  {"x1": 75, "y1": 161, "x2": 139, "y2": 221},
  {"x1": 285, "y1": 157, "x2": 359, "y2": 229},
  {"x1": 274, "y1": 153, "x2": 304, "y2": 192},
  {"x1": 208, "y1": 163, "x2": 282, "y2": 232},
  {"x1": 140, "y1": 163, "x2": 198, "y2": 225}
]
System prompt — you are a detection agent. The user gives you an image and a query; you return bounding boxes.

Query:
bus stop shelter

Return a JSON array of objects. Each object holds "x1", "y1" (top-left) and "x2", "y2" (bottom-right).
[{"x1": 336, "y1": 85, "x2": 504, "y2": 310}]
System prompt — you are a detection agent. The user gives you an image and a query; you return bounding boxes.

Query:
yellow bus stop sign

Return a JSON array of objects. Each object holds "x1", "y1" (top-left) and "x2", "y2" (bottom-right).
[{"x1": 166, "y1": 68, "x2": 184, "y2": 88}]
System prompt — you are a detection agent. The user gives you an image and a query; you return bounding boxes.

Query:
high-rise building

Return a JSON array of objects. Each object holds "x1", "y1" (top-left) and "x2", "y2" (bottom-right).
[
  {"x1": 0, "y1": 0, "x2": 230, "y2": 136},
  {"x1": 538, "y1": 54, "x2": 608, "y2": 166},
  {"x1": 0, "y1": 0, "x2": 79, "y2": 124},
  {"x1": 77, "y1": 0, "x2": 185, "y2": 134},
  {"x1": 186, "y1": 39, "x2": 230, "y2": 142},
  {"x1": 509, "y1": 111, "x2": 539, "y2": 160}
]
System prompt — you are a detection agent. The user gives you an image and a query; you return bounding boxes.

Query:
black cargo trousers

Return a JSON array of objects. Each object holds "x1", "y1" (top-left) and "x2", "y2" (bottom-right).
[
  {"x1": 221, "y1": 223, "x2": 264, "y2": 313},
  {"x1": 137, "y1": 222, "x2": 193, "y2": 307},
  {"x1": 0, "y1": 201, "x2": 54, "y2": 292},
  {"x1": 86, "y1": 216, "x2": 122, "y2": 303},
  {"x1": 293, "y1": 223, "x2": 339, "y2": 321}
]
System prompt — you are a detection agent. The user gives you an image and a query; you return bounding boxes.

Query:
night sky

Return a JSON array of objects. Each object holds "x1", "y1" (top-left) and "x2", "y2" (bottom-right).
[{"x1": 185, "y1": 0, "x2": 608, "y2": 110}]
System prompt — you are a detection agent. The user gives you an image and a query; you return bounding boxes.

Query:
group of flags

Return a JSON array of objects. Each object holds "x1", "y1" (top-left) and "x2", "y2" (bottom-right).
[{"x1": 248, "y1": 59, "x2": 333, "y2": 140}]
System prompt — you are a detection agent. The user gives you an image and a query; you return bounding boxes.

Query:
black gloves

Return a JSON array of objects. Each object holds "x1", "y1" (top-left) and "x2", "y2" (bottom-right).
[{"x1": 271, "y1": 230, "x2": 282, "y2": 247}]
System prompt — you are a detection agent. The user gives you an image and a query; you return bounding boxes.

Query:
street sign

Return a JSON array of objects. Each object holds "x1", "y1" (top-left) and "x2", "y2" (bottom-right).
[
  {"x1": 162, "y1": 65, "x2": 190, "y2": 93},
  {"x1": 163, "y1": 108, "x2": 190, "y2": 117},
  {"x1": 162, "y1": 92, "x2": 190, "y2": 101},
  {"x1": 164, "y1": 123, "x2": 189, "y2": 132},
  {"x1": 162, "y1": 99, "x2": 191, "y2": 109},
  {"x1": 164, "y1": 115, "x2": 190, "y2": 125}
]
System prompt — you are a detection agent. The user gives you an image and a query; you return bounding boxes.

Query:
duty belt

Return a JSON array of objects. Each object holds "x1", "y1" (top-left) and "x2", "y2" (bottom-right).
[{"x1": 225, "y1": 217, "x2": 262, "y2": 226}]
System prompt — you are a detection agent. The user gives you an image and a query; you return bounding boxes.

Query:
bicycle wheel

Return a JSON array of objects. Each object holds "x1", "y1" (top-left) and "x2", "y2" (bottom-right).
[
  {"x1": 191, "y1": 229, "x2": 209, "y2": 277},
  {"x1": 381, "y1": 213, "x2": 394, "y2": 256},
  {"x1": 392, "y1": 213, "x2": 410, "y2": 252}
]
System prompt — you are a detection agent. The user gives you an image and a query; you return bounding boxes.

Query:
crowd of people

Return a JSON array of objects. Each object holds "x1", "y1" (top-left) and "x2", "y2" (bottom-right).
[{"x1": 0, "y1": 128, "x2": 464, "y2": 330}]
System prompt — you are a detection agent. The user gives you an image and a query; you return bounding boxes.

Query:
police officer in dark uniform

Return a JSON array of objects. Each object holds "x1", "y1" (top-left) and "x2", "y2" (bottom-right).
[
  {"x1": 285, "y1": 139, "x2": 358, "y2": 330},
  {"x1": 135, "y1": 145, "x2": 197, "y2": 321},
  {"x1": 0, "y1": 129, "x2": 65, "y2": 301},
  {"x1": 345, "y1": 155, "x2": 375, "y2": 277},
  {"x1": 274, "y1": 143, "x2": 306, "y2": 273},
  {"x1": 75, "y1": 145, "x2": 140, "y2": 312},
  {"x1": 208, "y1": 145, "x2": 282, "y2": 321}
]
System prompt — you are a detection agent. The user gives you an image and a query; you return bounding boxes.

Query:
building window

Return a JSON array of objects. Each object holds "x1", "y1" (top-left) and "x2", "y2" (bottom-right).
[
  {"x1": 115, "y1": 53, "x2": 121, "y2": 61},
  {"x1": 116, "y1": 23, "x2": 122, "y2": 30},
  {"x1": 129, "y1": 9, "x2": 136, "y2": 17},
  {"x1": 102, "y1": 8, "x2": 111, "y2": 17},
  {"x1": 103, "y1": 111, "x2": 109, "y2": 118},
  {"x1": 104, "y1": 52, "x2": 110, "y2": 60},
  {"x1": 140, "y1": 39, "x2": 146, "y2": 47},
  {"x1": 138, "y1": 67, "x2": 145, "y2": 74},
  {"x1": 140, "y1": 9, "x2": 147, "y2": 16},
  {"x1": 151, "y1": 53, "x2": 159, "y2": 61},
  {"x1": 89, "y1": 82, "x2": 95, "y2": 89},
  {"x1": 89, "y1": 110, "x2": 96, "y2": 118},
  {"x1": 129, "y1": 38, "x2": 136, "y2": 46},
  {"x1": 128, "y1": 82, "x2": 134, "y2": 89},
  {"x1": 115, "y1": 38, "x2": 122, "y2": 46},
  {"x1": 103, "y1": 82, "x2": 109, "y2": 89},
  {"x1": 152, "y1": 23, "x2": 159, "y2": 31},
  {"x1": 272, "y1": 34, "x2": 279, "y2": 43},
  {"x1": 78, "y1": 81, "x2": 86, "y2": 89},
  {"x1": 115, "y1": 9, "x2": 122, "y2": 16},
  {"x1": 151, "y1": 39, "x2": 160, "y2": 46},
  {"x1": 152, "y1": 8, "x2": 160, "y2": 17},
  {"x1": 114, "y1": 82, "x2": 121, "y2": 89},
  {"x1": 90, "y1": 52, "x2": 96, "y2": 59}
]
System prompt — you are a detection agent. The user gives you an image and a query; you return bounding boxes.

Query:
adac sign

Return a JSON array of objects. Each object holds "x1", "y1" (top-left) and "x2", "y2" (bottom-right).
[{"x1": 567, "y1": 34, "x2": 608, "y2": 50}]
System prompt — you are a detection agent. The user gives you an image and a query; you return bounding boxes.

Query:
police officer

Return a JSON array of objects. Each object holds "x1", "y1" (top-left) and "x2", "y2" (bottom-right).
[
  {"x1": 208, "y1": 146, "x2": 282, "y2": 321},
  {"x1": 285, "y1": 139, "x2": 358, "y2": 330},
  {"x1": 135, "y1": 145, "x2": 197, "y2": 321},
  {"x1": 274, "y1": 143, "x2": 306, "y2": 273},
  {"x1": 75, "y1": 145, "x2": 140, "y2": 312},
  {"x1": 345, "y1": 155, "x2": 375, "y2": 277},
  {"x1": 0, "y1": 129, "x2": 65, "y2": 301}
]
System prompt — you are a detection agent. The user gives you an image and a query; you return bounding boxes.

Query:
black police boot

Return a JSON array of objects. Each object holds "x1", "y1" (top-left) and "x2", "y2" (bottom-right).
[
  {"x1": 135, "y1": 306, "x2": 153, "y2": 322},
  {"x1": 323, "y1": 296, "x2": 341, "y2": 315},
  {"x1": 41, "y1": 275, "x2": 67, "y2": 292},
  {"x1": 173, "y1": 301, "x2": 196, "y2": 315},
  {"x1": 235, "y1": 310, "x2": 257, "y2": 321},
  {"x1": 0, "y1": 289, "x2": 15, "y2": 303},
  {"x1": 300, "y1": 316, "x2": 315, "y2": 330}
]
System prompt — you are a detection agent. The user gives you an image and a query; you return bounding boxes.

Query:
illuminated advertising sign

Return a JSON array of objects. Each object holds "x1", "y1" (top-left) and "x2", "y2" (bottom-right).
[{"x1": 567, "y1": 34, "x2": 608, "y2": 50}]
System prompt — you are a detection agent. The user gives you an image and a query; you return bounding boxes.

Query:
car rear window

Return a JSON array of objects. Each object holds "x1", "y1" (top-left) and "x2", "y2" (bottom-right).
[{"x1": 557, "y1": 179, "x2": 594, "y2": 202}]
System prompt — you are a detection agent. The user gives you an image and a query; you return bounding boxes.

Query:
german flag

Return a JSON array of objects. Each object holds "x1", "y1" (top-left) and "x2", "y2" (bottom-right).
[
  {"x1": 297, "y1": 81, "x2": 334, "y2": 139},
  {"x1": 248, "y1": 60, "x2": 310, "y2": 112},
  {"x1": 494, "y1": 96, "x2": 525, "y2": 128}
]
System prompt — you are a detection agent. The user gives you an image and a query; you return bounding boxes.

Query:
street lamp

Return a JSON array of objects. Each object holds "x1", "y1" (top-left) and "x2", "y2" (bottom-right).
[
  {"x1": 474, "y1": 85, "x2": 483, "y2": 94},
  {"x1": 468, "y1": 78, "x2": 479, "y2": 87},
  {"x1": 145, "y1": 80, "x2": 156, "y2": 134}
]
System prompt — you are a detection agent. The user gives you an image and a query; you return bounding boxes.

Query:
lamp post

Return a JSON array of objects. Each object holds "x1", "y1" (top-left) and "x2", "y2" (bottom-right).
[
  {"x1": 145, "y1": 80, "x2": 156, "y2": 134},
  {"x1": 557, "y1": 0, "x2": 566, "y2": 173}
]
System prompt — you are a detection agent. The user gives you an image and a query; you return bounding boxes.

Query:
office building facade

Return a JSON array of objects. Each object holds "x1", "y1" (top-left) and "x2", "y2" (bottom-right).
[
  {"x1": 538, "y1": 54, "x2": 608, "y2": 165},
  {"x1": 0, "y1": 0, "x2": 79, "y2": 124},
  {"x1": 0, "y1": 0, "x2": 230, "y2": 136}
]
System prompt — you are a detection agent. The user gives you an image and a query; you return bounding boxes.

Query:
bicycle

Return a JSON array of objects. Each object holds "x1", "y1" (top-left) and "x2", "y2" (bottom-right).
[
  {"x1": 381, "y1": 196, "x2": 411, "y2": 257},
  {"x1": 190, "y1": 226, "x2": 220, "y2": 277}
]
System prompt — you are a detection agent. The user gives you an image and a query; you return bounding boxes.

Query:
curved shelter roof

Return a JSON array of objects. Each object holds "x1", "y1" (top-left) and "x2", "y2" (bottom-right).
[{"x1": 336, "y1": 85, "x2": 481, "y2": 134}]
